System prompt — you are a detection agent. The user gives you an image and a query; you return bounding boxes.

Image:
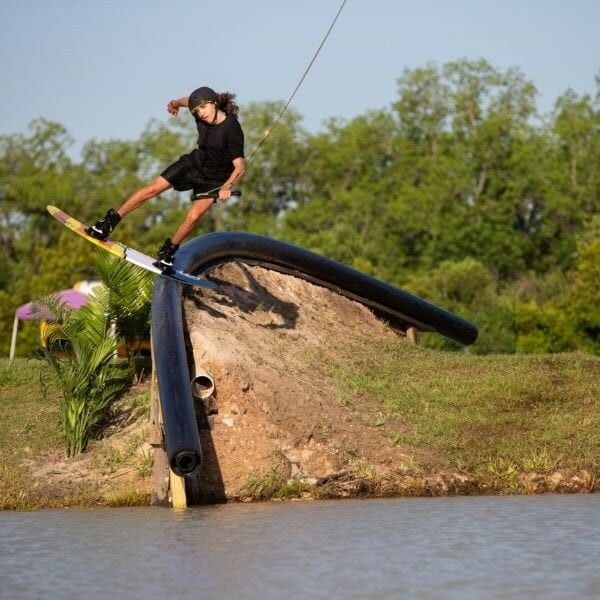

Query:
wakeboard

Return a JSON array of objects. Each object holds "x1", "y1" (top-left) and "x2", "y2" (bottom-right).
[{"x1": 47, "y1": 205, "x2": 217, "y2": 289}]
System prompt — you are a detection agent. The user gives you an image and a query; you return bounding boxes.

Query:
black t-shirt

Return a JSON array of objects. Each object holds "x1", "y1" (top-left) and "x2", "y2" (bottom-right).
[{"x1": 192, "y1": 114, "x2": 244, "y2": 181}]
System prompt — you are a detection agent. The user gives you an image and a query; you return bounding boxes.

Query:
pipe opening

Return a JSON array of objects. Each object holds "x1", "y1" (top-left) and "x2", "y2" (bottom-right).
[
  {"x1": 191, "y1": 369, "x2": 215, "y2": 399},
  {"x1": 173, "y1": 450, "x2": 200, "y2": 476}
]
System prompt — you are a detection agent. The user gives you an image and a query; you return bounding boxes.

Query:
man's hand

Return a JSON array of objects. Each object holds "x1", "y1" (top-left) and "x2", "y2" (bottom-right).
[
  {"x1": 218, "y1": 158, "x2": 245, "y2": 201},
  {"x1": 217, "y1": 187, "x2": 232, "y2": 201},
  {"x1": 167, "y1": 99, "x2": 180, "y2": 116}
]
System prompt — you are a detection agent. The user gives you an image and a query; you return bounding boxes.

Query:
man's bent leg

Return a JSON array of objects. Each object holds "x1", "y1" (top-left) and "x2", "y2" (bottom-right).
[
  {"x1": 171, "y1": 197, "x2": 215, "y2": 245},
  {"x1": 87, "y1": 176, "x2": 172, "y2": 240},
  {"x1": 117, "y1": 176, "x2": 172, "y2": 217},
  {"x1": 154, "y1": 197, "x2": 215, "y2": 272}
]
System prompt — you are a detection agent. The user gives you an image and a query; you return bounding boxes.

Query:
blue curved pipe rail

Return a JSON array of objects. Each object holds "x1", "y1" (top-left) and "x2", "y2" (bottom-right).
[{"x1": 151, "y1": 232, "x2": 478, "y2": 477}]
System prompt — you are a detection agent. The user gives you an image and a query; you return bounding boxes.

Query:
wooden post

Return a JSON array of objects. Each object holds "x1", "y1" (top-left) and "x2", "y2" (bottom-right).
[
  {"x1": 169, "y1": 471, "x2": 187, "y2": 509},
  {"x1": 406, "y1": 326, "x2": 419, "y2": 344}
]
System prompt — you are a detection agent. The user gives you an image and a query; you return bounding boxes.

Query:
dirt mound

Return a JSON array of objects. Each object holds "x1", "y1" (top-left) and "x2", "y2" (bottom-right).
[{"x1": 182, "y1": 262, "x2": 419, "y2": 501}]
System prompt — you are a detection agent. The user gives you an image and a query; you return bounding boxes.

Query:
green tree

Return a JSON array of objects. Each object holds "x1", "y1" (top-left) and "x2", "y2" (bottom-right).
[
  {"x1": 405, "y1": 258, "x2": 515, "y2": 354},
  {"x1": 510, "y1": 219, "x2": 600, "y2": 355},
  {"x1": 0, "y1": 120, "x2": 82, "y2": 356},
  {"x1": 541, "y1": 87, "x2": 600, "y2": 270},
  {"x1": 2, "y1": 63, "x2": 599, "y2": 358},
  {"x1": 281, "y1": 110, "x2": 398, "y2": 275},
  {"x1": 566, "y1": 216, "x2": 600, "y2": 353},
  {"x1": 221, "y1": 102, "x2": 308, "y2": 234},
  {"x1": 408, "y1": 60, "x2": 540, "y2": 277}
]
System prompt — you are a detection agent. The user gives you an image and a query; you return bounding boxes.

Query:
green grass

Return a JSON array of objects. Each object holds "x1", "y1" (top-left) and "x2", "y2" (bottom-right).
[
  {"x1": 240, "y1": 469, "x2": 310, "y2": 501},
  {"x1": 0, "y1": 359, "x2": 63, "y2": 453},
  {"x1": 0, "y1": 359, "x2": 62, "y2": 509},
  {"x1": 332, "y1": 341, "x2": 600, "y2": 488}
]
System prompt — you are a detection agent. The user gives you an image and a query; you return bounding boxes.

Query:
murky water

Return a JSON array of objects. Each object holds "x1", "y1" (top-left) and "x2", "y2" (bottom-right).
[{"x1": 1, "y1": 495, "x2": 599, "y2": 599}]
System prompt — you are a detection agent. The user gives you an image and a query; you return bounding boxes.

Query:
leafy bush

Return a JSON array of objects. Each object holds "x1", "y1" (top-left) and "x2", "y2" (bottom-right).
[
  {"x1": 42, "y1": 287, "x2": 132, "y2": 456},
  {"x1": 405, "y1": 258, "x2": 515, "y2": 353},
  {"x1": 567, "y1": 217, "x2": 600, "y2": 353},
  {"x1": 510, "y1": 219, "x2": 600, "y2": 355}
]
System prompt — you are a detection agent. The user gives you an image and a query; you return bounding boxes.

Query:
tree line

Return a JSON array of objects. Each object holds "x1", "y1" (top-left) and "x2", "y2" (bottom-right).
[{"x1": 1, "y1": 59, "x2": 598, "y2": 355}]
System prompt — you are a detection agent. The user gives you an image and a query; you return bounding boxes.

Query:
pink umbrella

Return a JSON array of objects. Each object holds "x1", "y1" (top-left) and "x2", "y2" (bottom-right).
[
  {"x1": 15, "y1": 289, "x2": 88, "y2": 321},
  {"x1": 10, "y1": 289, "x2": 89, "y2": 359}
]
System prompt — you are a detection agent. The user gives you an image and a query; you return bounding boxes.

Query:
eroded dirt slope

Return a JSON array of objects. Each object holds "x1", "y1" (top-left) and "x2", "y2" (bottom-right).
[{"x1": 183, "y1": 261, "x2": 417, "y2": 501}]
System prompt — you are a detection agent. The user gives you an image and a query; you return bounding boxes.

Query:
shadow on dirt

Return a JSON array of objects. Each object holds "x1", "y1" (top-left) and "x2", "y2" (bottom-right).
[{"x1": 188, "y1": 262, "x2": 300, "y2": 331}]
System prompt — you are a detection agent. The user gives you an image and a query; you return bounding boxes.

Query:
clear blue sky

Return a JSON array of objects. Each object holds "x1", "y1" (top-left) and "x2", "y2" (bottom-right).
[{"x1": 1, "y1": 0, "x2": 599, "y2": 158}]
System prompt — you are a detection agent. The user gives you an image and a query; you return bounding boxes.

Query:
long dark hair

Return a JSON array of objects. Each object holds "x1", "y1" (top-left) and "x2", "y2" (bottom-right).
[{"x1": 216, "y1": 92, "x2": 239, "y2": 117}]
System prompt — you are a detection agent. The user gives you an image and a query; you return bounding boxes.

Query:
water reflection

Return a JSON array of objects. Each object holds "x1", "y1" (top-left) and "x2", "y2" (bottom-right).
[{"x1": 1, "y1": 495, "x2": 599, "y2": 599}]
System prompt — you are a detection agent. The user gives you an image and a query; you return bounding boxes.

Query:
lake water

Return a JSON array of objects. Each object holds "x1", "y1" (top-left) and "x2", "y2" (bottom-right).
[{"x1": 1, "y1": 495, "x2": 599, "y2": 599}]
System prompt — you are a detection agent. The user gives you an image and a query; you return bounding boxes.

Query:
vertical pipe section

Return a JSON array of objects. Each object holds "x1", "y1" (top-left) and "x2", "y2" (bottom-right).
[{"x1": 151, "y1": 277, "x2": 202, "y2": 476}]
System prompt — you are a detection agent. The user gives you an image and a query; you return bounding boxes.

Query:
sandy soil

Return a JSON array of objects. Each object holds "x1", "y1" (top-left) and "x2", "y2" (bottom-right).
[
  {"x1": 23, "y1": 400, "x2": 154, "y2": 507},
  {"x1": 181, "y1": 261, "x2": 423, "y2": 501}
]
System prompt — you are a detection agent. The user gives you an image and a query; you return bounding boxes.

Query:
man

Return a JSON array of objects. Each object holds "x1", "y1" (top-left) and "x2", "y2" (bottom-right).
[{"x1": 87, "y1": 86, "x2": 245, "y2": 271}]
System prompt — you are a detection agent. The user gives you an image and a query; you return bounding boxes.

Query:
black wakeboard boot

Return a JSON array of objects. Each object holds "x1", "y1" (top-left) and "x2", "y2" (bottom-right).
[
  {"x1": 86, "y1": 208, "x2": 121, "y2": 240},
  {"x1": 154, "y1": 237, "x2": 180, "y2": 272}
]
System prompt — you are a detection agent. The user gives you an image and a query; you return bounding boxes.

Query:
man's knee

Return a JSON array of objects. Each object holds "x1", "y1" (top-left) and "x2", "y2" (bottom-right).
[
  {"x1": 145, "y1": 177, "x2": 170, "y2": 197},
  {"x1": 187, "y1": 199, "x2": 213, "y2": 220}
]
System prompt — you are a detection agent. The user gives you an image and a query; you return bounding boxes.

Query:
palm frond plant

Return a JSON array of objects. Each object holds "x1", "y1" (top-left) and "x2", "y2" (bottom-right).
[
  {"x1": 38, "y1": 252, "x2": 153, "y2": 456},
  {"x1": 41, "y1": 288, "x2": 132, "y2": 457},
  {"x1": 94, "y1": 251, "x2": 154, "y2": 350}
]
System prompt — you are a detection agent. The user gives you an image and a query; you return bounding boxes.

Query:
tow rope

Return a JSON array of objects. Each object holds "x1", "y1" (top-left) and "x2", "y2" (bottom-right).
[
  {"x1": 247, "y1": 0, "x2": 348, "y2": 163},
  {"x1": 205, "y1": 0, "x2": 348, "y2": 196}
]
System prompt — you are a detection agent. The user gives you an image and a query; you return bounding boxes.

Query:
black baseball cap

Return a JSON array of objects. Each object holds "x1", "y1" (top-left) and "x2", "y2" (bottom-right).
[{"x1": 189, "y1": 86, "x2": 218, "y2": 112}]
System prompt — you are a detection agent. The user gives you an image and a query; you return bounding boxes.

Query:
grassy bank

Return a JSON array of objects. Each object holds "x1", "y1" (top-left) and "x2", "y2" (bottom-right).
[
  {"x1": 1, "y1": 343, "x2": 598, "y2": 509},
  {"x1": 331, "y1": 340, "x2": 599, "y2": 494},
  {"x1": 1, "y1": 360, "x2": 62, "y2": 509},
  {"x1": 0, "y1": 359, "x2": 152, "y2": 510}
]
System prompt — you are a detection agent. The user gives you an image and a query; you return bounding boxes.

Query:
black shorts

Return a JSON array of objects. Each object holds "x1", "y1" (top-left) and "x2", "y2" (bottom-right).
[{"x1": 161, "y1": 153, "x2": 225, "y2": 196}]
